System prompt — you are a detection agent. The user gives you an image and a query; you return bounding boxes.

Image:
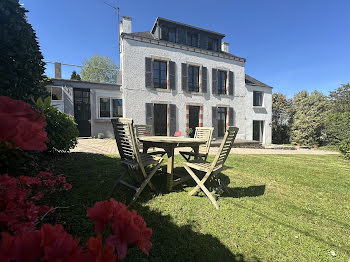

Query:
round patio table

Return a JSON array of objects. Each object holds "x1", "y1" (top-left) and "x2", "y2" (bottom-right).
[{"x1": 138, "y1": 136, "x2": 207, "y2": 191}]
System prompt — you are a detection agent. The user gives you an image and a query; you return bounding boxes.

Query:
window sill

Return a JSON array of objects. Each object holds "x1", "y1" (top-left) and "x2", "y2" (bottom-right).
[
  {"x1": 147, "y1": 87, "x2": 171, "y2": 93},
  {"x1": 253, "y1": 106, "x2": 265, "y2": 109},
  {"x1": 94, "y1": 118, "x2": 120, "y2": 123}
]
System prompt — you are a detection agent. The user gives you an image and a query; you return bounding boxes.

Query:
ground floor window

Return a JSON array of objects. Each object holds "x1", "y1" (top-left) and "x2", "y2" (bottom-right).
[
  {"x1": 99, "y1": 98, "x2": 122, "y2": 118},
  {"x1": 47, "y1": 86, "x2": 63, "y2": 101},
  {"x1": 217, "y1": 107, "x2": 227, "y2": 137},
  {"x1": 153, "y1": 104, "x2": 168, "y2": 136},
  {"x1": 188, "y1": 105, "x2": 200, "y2": 137},
  {"x1": 253, "y1": 120, "x2": 264, "y2": 142}
]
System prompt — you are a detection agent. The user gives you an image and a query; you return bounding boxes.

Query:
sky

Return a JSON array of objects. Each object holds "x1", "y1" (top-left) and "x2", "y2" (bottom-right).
[{"x1": 21, "y1": 0, "x2": 350, "y2": 97}]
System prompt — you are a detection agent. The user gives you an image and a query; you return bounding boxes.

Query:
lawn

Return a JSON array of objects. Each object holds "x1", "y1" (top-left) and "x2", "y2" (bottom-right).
[{"x1": 47, "y1": 153, "x2": 350, "y2": 261}]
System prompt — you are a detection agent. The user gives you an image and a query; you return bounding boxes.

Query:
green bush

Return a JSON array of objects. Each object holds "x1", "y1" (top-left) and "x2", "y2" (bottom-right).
[
  {"x1": 44, "y1": 106, "x2": 79, "y2": 152},
  {"x1": 324, "y1": 112, "x2": 350, "y2": 145},
  {"x1": 339, "y1": 139, "x2": 350, "y2": 159}
]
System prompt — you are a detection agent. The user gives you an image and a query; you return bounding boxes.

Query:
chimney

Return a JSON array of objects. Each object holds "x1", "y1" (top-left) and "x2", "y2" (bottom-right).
[
  {"x1": 221, "y1": 42, "x2": 229, "y2": 53},
  {"x1": 120, "y1": 16, "x2": 132, "y2": 35},
  {"x1": 54, "y1": 62, "x2": 62, "y2": 79}
]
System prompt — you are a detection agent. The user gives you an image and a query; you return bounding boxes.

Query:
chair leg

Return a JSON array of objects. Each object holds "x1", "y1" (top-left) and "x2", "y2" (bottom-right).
[
  {"x1": 109, "y1": 171, "x2": 127, "y2": 198},
  {"x1": 184, "y1": 165, "x2": 219, "y2": 209},
  {"x1": 179, "y1": 152, "x2": 190, "y2": 162},
  {"x1": 188, "y1": 169, "x2": 212, "y2": 196},
  {"x1": 129, "y1": 160, "x2": 162, "y2": 205}
]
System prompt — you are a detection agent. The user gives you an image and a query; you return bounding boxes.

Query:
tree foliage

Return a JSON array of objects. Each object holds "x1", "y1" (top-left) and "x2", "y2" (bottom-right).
[
  {"x1": 329, "y1": 84, "x2": 350, "y2": 113},
  {"x1": 80, "y1": 55, "x2": 119, "y2": 83},
  {"x1": 289, "y1": 91, "x2": 329, "y2": 146},
  {"x1": 272, "y1": 93, "x2": 291, "y2": 144},
  {"x1": 0, "y1": 0, "x2": 49, "y2": 102},
  {"x1": 324, "y1": 112, "x2": 350, "y2": 145},
  {"x1": 70, "y1": 70, "x2": 81, "y2": 81}
]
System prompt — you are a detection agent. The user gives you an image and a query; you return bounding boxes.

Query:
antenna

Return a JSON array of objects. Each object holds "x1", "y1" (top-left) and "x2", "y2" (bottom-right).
[{"x1": 103, "y1": 2, "x2": 120, "y2": 54}]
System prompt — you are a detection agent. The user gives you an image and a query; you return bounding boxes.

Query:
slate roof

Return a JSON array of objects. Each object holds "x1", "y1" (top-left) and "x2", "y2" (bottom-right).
[
  {"x1": 125, "y1": 31, "x2": 245, "y2": 61},
  {"x1": 245, "y1": 74, "x2": 273, "y2": 88}
]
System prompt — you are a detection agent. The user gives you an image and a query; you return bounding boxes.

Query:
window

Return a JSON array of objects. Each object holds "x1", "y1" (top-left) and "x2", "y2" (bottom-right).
[
  {"x1": 153, "y1": 60, "x2": 167, "y2": 89},
  {"x1": 217, "y1": 107, "x2": 227, "y2": 137},
  {"x1": 188, "y1": 65, "x2": 199, "y2": 92},
  {"x1": 168, "y1": 28, "x2": 176, "y2": 42},
  {"x1": 99, "y1": 98, "x2": 122, "y2": 118},
  {"x1": 218, "y1": 70, "x2": 227, "y2": 95},
  {"x1": 208, "y1": 37, "x2": 218, "y2": 51},
  {"x1": 187, "y1": 32, "x2": 198, "y2": 47},
  {"x1": 48, "y1": 86, "x2": 63, "y2": 100},
  {"x1": 253, "y1": 91, "x2": 263, "y2": 106}
]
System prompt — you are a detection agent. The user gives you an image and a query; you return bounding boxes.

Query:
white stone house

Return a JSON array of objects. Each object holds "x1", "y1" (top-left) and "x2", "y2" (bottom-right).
[
  {"x1": 119, "y1": 16, "x2": 272, "y2": 143},
  {"x1": 50, "y1": 16, "x2": 272, "y2": 144}
]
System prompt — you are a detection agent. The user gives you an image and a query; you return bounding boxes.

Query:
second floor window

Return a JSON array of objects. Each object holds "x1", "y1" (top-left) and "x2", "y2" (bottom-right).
[
  {"x1": 168, "y1": 28, "x2": 176, "y2": 42},
  {"x1": 218, "y1": 70, "x2": 227, "y2": 95},
  {"x1": 188, "y1": 65, "x2": 199, "y2": 92},
  {"x1": 208, "y1": 37, "x2": 218, "y2": 51},
  {"x1": 153, "y1": 60, "x2": 167, "y2": 89},
  {"x1": 253, "y1": 91, "x2": 263, "y2": 106},
  {"x1": 187, "y1": 32, "x2": 198, "y2": 47}
]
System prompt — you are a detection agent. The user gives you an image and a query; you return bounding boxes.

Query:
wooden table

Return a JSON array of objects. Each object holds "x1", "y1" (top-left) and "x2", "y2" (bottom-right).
[{"x1": 139, "y1": 136, "x2": 207, "y2": 191}]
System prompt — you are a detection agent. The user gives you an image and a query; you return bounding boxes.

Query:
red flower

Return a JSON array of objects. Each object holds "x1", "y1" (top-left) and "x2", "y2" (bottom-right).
[
  {"x1": 58, "y1": 176, "x2": 66, "y2": 183},
  {"x1": 20, "y1": 175, "x2": 42, "y2": 187},
  {"x1": 87, "y1": 199, "x2": 152, "y2": 259},
  {"x1": 63, "y1": 183, "x2": 72, "y2": 190},
  {"x1": 40, "y1": 224, "x2": 82, "y2": 261},
  {"x1": 44, "y1": 179, "x2": 56, "y2": 187},
  {"x1": 86, "y1": 234, "x2": 117, "y2": 262},
  {"x1": 0, "y1": 96, "x2": 48, "y2": 151},
  {"x1": 36, "y1": 172, "x2": 54, "y2": 179},
  {"x1": 32, "y1": 192, "x2": 44, "y2": 201}
]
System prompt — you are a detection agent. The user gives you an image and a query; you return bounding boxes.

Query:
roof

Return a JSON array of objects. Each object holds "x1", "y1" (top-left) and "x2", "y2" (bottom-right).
[
  {"x1": 124, "y1": 31, "x2": 245, "y2": 62},
  {"x1": 151, "y1": 17, "x2": 225, "y2": 37},
  {"x1": 245, "y1": 74, "x2": 273, "y2": 88}
]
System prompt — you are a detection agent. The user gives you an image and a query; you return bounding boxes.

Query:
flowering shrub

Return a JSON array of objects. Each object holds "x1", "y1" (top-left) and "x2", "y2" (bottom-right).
[
  {"x1": 0, "y1": 96, "x2": 48, "y2": 151},
  {"x1": 0, "y1": 172, "x2": 71, "y2": 234},
  {"x1": 0, "y1": 96, "x2": 152, "y2": 261}
]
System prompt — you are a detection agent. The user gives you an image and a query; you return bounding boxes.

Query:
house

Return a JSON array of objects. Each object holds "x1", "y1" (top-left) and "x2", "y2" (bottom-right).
[{"x1": 50, "y1": 16, "x2": 272, "y2": 144}]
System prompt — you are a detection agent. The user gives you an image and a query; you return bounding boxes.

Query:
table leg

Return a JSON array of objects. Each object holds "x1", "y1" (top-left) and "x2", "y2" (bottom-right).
[
  {"x1": 164, "y1": 145, "x2": 175, "y2": 191},
  {"x1": 192, "y1": 145, "x2": 199, "y2": 159},
  {"x1": 143, "y1": 142, "x2": 151, "y2": 154}
]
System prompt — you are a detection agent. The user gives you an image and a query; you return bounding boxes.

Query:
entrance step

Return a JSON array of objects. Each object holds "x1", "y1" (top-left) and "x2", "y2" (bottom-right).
[{"x1": 211, "y1": 138, "x2": 263, "y2": 148}]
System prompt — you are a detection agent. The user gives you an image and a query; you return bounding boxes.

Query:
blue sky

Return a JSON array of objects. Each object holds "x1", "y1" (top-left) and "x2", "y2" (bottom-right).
[{"x1": 22, "y1": 0, "x2": 350, "y2": 97}]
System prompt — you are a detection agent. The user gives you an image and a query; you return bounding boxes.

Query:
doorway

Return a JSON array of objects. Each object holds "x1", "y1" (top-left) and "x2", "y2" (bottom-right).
[
  {"x1": 253, "y1": 120, "x2": 264, "y2": 142},
  {"x1": 153, "y1": 104, "x2": 167, "y2": 136},
  {"x1": 74, "y1": 88, "x2": 91, "y2": 137},
  {"x1": 188, "y1": 105, "x2": 200, "y2": 138},
  {"x1": 217, "y1": 107, "x2": 227, "y2": 137}
]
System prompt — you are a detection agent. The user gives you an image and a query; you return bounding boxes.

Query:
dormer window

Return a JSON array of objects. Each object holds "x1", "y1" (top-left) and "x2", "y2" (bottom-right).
[
  {"x1": 208, "y1": 37, "x2": 218, "y2": 51},
  {"x1": 168, "y1": 28, "x2": 176, "y2": 42},
  {"x1": 187, "y1": 31, "x2": 198, "y2": 47}
]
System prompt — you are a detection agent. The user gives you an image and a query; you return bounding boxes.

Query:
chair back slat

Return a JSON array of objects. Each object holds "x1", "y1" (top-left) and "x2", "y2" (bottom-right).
[
  {"x1": 194, "y1": 127, "x2": 213, "y2": 154},
  {"x1": 111, "y1": 118, "x2": 141, "y2": 165},
  {"x1": 211, "y1": 126, "x2": 239, "y2": 169},
  {"x1": 134, "y1": 124, "x2": 153, "y2": 137}
]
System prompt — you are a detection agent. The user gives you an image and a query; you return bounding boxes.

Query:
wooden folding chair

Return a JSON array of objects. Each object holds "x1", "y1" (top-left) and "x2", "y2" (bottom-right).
[
  {"x1": 134, "y1": 124, "x2": 166, "y2": 156},
  {"x1": 183, "y1": 126, "x2": 239, "y2": 209},
  {"x1": 180, "y1": 127, "x2": 213, "y2": 161},
  {"x1": 111, "y1": 118, "x2": 163, "y2": 205}
]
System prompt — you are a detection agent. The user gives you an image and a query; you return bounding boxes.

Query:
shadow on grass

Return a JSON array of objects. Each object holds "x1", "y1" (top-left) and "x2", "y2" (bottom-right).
[{"x1": 49, "y1": 152, "x2": 259, "y2": 262}]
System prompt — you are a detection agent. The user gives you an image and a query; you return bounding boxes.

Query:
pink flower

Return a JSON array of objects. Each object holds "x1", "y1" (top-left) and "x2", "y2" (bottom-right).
[
  {"x1": 63, "y1": 183, "x2": 72, "y2": 190},
  {"x1": 0, "y1": 96, "x2": 48, "y2": 151}
]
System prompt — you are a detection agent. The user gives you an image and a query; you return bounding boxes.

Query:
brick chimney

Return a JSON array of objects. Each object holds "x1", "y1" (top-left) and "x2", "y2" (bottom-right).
[
  {"x1": 54, "y1": 62, "x2": 62, "y2": 79},
  {"x1": 221, "y1": 42, "x2": 229, "y2": 53}
]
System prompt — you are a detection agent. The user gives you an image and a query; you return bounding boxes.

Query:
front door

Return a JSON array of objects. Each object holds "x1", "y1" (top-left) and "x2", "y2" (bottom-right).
[
  {"x1": 188, "y1": 105, "x2": 200, "y2": 138},
  {"x1": 153, "y1": 104, "x2": 167, "y2": 136},
  {"x1": 74, "y1": 88, "x2": 91, "y2": 137},
  {"x1": 217, "y1": 107, "x2": 227, "y2": 137},
  {"x1": 253, "y1": 120, "x2": 264, "y2": 142}
]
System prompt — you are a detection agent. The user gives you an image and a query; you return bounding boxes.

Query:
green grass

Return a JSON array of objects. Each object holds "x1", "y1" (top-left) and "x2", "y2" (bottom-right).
[
  {"x1": 317, "y1": 145, "x2": 339, "y2": 151},
  {"x1": 47, "y1": 153, "x2": 350, "y2": 261}
]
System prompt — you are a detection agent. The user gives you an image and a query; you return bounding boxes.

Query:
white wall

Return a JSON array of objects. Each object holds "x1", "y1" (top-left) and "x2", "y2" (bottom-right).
[{"x1": 121, "y1": 36, "x2": 272, "y2": 143}]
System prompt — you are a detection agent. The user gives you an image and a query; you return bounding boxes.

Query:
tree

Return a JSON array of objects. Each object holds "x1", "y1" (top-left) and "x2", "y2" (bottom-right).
[
  {"x1": 80, "y1": 55, "x2": 119, "y2": 83},
  {"x1": 290, "y1": 91, "x2": 329, "y2": 146},
  {"x1": 272, "y1": 93, "x2": 291, "y2": 144},
  {"x1": 0, "y1": 0, "x2": 49, "y2": 102},
  {"x1": 70, "y1": 70, "x2": 81, "y2": 81},
  {"x1": 329, "y1": 83, "x2": 350, "y2": 113}
]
